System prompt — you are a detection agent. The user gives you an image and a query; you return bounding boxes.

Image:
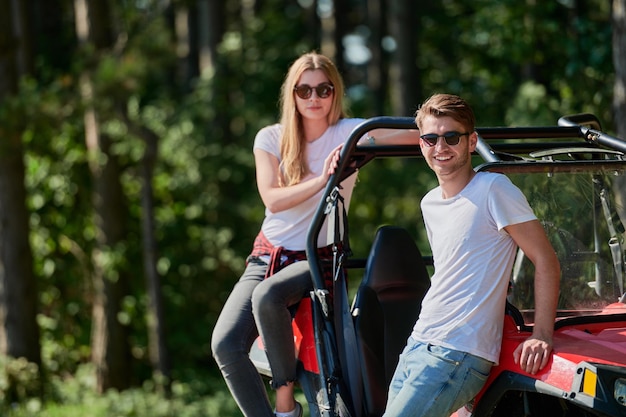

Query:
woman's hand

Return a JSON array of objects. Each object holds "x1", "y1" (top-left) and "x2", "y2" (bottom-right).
[
  {"x1": 255, "y1": 143, "x2": 345, "y2": 213},
  {"x1": 321, "y1": 144, "x2": 343, "y2": 178}
]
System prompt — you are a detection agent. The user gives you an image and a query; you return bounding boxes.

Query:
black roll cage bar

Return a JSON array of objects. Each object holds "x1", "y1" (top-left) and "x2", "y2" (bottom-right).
[{"x1": 305, "y1": 113, "x2": 626, "y2": 318}]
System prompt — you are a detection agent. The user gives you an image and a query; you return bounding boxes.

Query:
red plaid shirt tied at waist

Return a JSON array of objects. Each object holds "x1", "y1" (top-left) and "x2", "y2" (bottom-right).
[{"x1": 248, "y1": 231, "x2": 339, "y2": 291}]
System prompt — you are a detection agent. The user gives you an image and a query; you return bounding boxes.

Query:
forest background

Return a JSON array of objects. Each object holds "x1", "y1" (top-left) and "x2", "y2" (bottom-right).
[{"x1": 0, "y1": 0, "x2": 625, "y2": 416}]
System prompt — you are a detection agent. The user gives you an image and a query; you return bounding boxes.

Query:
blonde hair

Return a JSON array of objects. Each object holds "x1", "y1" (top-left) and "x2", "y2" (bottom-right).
[{"x1": 278, "y1": 52, "x2": 347, "y2": 186}]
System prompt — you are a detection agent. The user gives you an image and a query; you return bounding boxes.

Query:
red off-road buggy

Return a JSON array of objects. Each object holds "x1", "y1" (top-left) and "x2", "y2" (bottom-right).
[{"x1": 250, "y1": 114, "x2": 626, "y2": 416}]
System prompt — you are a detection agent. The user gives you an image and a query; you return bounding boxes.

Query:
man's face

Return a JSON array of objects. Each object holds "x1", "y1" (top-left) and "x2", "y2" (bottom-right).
[{"x1": 419, "y1": 115, "x2": 476, "y2": 179}]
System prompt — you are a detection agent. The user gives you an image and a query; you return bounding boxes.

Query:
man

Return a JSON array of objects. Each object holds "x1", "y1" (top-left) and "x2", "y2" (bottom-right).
[{"x1": 383, "y1": 94, "x2": 561, "y2": 417}]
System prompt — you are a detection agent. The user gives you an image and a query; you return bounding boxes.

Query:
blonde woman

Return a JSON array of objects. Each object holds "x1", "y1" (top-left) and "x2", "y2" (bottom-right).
[{"x1": 211, "y1": 52, "x2": 418, "y2": 417}]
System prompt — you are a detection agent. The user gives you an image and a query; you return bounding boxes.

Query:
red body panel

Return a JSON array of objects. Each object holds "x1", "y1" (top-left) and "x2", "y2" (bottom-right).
[
  {"x1": 293, "y1": 299, "x2": 320, "y2": 374},
  {"x1": 453, "y1": 313, "x2": 626, "y2": 417},
  {"x1": 486, "y1": 316, "x2": 626, "y2": 392}
]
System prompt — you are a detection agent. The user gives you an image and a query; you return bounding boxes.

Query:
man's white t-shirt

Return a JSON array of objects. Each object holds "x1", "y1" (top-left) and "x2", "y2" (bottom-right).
[
  {"x1": 411, "y1": 171, "x2": 537, "y2": 364},
  {"x1": 253, "y1": 118, "x2": 364, "y2": 251}
]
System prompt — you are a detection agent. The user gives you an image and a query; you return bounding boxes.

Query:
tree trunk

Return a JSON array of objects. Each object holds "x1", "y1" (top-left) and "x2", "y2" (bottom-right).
[
  {"x1": 198, "y1": 0, "x2": 223, "y2": 75},
  {"x1": 198, "y1": 0, "x2": 230, "y2": 145},
  {"x1": 74, "y1": 0, "x2": 132, "y2": 392},
  {"x1": 320, "y1": 0, "x2": 337, "y2": 63},
  {"x1": 88, "y1": 160, "x2": 132, "y2": 392},
  {"x1": 332, "y1": 0, "x2": 348, "y2": 75},
  {"x1": 388, "y1": 0, "x2": 419, "y2": 116},
  {"x1": 367, "y1": 0, "x2": 389, "y2": 115},
  {"x1": 613, "y1": 0, "x2": 626, "y2": 137},
  {"x1": 0, "y1": 0, "x2": 42, "y2": 369},
  {"x1": 9, "y1": 0, "x2": 34, "y2": 77},
  {"x1": 173, "y1": 2, "x2": 197, "y2": 87},
  {"x1": 130, "y1": 120, "x2": 171, "y2": 392}
]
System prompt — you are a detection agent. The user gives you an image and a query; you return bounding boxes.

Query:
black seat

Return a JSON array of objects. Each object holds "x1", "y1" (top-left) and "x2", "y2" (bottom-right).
[{"x1": 352, "y1": 226, "x2": 431, "y2": 416}]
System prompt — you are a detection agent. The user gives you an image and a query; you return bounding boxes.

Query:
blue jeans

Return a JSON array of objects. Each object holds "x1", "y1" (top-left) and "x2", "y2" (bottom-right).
[
  {"x1": 211, "y1": 260, "x2": 312, "y2": 417},
  {"x1": 383, "y1": 339, "x2": 492, "y2": 417}
]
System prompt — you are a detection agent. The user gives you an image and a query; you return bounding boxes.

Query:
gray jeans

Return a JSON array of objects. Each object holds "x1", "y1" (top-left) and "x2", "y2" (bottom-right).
[{"x1": 211, "y1": 259, "x2": 312, "y2": 417}]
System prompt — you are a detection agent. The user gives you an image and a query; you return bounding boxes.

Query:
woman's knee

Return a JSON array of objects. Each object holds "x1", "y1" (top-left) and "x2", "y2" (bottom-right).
[
  {"x1": 210, "y1": 325, "x2": 229, "y2": 362},
  {"x1": 211, "y1": 319, "x2": 246, "y2": 365},
  {"x1": 251, "y1": 282, "x2": 279, "y2": 317}
]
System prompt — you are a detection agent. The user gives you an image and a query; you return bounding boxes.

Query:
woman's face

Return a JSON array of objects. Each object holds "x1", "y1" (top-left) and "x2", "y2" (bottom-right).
[{"x1": 294, "y1": 69, "x2": 334, "y2": 123}]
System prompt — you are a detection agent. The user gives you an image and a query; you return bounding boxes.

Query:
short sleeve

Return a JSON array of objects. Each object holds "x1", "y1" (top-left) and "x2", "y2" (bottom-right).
[
  {"x1": 488, "y1": 175, "x2": 537, "y2": 231},
  {"x1": 253, "y1": 124, "x2": 282, "y2": 158}
]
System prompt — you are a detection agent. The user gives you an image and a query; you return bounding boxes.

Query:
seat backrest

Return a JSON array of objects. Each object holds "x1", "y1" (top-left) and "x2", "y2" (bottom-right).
[{"x1": 352, "y1": 226, "x2": 430, "y2": 416}]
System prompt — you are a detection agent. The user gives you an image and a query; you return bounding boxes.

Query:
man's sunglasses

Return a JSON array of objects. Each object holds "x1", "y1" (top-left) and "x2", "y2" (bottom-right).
[
  {"x1": 420, "y1": 131, "x2": 472, "y2": 147},
  {"x1": 294, "y1": 82, "x2": 334, "y2": 99}
]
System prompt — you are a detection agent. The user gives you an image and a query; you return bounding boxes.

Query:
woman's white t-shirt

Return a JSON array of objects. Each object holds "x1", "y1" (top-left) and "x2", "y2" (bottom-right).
[
  {"x1": 253, "y1": 118, "x2": 364, "y2": 251},
  {"x1": 411, "y1": 171, "x2": 537, "y2": 364}
]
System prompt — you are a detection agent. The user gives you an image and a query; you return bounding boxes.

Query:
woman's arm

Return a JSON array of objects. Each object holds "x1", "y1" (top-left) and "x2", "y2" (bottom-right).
[
  {"x1": 254, "y1": 144, "x2": 343, "y2": 213},
  {"x1": 358, "y1": 128, "x2": 421, "y2": 146}
]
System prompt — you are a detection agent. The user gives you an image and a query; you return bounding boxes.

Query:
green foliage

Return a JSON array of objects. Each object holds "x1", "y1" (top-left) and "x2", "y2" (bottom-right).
[
  {"x1": 0, "y1": 357, "x2": 41, "y2": 407},
  {"x1": 3, "y1": 364, "x2": 242, "y2": 417},
  {"x1": 418, "y1": 0, "x2": 614, "y2": 129}
]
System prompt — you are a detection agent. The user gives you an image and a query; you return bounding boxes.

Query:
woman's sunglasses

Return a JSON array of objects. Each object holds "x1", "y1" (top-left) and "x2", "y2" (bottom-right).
[
  {"x1": 420, "y1": 131, "x2": 472, "y2": 147},
  {"x1": 293, "y1": 82, "x2": 334, "y2": 99}
]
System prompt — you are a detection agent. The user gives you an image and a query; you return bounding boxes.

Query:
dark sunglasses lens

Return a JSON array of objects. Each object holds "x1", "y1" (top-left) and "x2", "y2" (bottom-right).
[
  {"x1": 443, "y1": 132, "x2": 461, "y2": 145},
  {"x1": 294, "y1": 85, "x2": 312, "y2": 99},
  {"x1": 421, "y1": 134, "x2": 439, "y2": 146},
  {"x1": 316, "y1": 84, "x2": 333, "y2": 98}
]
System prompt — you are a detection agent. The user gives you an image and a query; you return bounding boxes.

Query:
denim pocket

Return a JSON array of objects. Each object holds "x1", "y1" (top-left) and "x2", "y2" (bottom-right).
[
  {"x1": 467, "y1": 356, "x2": 491, "y2": 381},
  {"x1": 426, "y1": 343, "x2": 465, "y2": 365},
  {"x1": 426, "y1": 344, "x2": 492, "y2": 382},
  {"x1": 469, "y1": 364, "x2": 490, "y2": 381}
]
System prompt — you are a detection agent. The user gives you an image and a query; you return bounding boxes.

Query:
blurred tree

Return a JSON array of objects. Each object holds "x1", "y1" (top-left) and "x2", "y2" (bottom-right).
[
  {"x1": 74, "y1": 0, "x2": 132, "y2": 392},
  {"x1": 388, "y1": 0, "x2": 419, "y2": 116},
  {"x1": 366, "y1": 0, "x2": 389, "y2": 115},
  {"x1": 0, "y1": 0, "x2": 42, "y2": 380},
  {"x1": 134, "y1": 118, "x2": 171, "y2": 392},
  {"x1": 614, "y1": 0, "x2": 626, "y2": 137}
]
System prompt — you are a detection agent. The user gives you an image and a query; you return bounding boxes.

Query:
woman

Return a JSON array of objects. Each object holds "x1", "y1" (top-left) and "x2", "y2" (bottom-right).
[{"x1": 211, "y1": 51, "x2": 418, "y2": 417}]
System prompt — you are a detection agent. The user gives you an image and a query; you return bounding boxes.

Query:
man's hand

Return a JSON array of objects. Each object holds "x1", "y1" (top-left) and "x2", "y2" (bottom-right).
[{"x1": 513, "y1": 336, "x2": 553, "y2": 375}]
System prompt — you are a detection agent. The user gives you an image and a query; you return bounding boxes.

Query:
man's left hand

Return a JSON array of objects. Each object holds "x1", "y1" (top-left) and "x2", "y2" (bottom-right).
[{"x1": 513, "y1": 337, "x2": 553, "y2": 375}]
